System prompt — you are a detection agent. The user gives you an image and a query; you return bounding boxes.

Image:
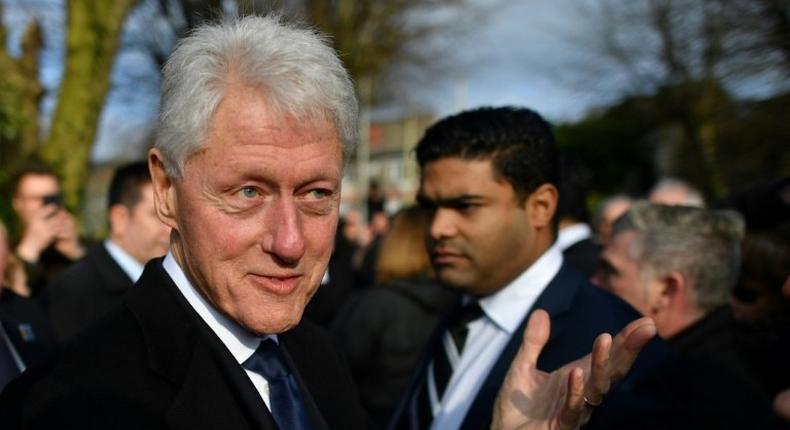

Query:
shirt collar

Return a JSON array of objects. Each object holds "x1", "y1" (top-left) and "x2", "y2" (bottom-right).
[
  {"x1": 477, "y1": 243, "x2": 563, "y2": 334},
  {"x1": 556, "y1": 223, "x2": 592, "y2": 251},
  {"x1": 104, "y1": 240, "x2": 144, "y2": 282},
  {"x1": 162, "y1": 252, "x2": 273, "y2": 365}
]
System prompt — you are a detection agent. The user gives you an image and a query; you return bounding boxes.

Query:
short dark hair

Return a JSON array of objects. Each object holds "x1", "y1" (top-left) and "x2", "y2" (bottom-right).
[
  {"x1": 415, "y1": 106, "x2": 559, "y2": 201},
  {"x1": 556, "y1": 152, "x2": 592, "y2": 223},
  {"x1": 11, "y1": 162, "x2": 59, "y2": 196},
  {"x1": 108, "y1": 161, "x2": 152, "y2": 210}
]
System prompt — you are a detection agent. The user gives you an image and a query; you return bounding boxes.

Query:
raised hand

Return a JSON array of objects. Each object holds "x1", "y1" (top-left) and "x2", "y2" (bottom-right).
[
  {"x1": 15, "y1": 204, "x2": 61, "y2": 262},
  {"x1": 491, "y1": 309, "x2": 656, "y2": 430}
]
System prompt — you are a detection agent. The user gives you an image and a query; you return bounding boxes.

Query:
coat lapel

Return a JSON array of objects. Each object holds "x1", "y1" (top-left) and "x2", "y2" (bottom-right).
[
  {"x1": 124, "y1": 260, "x2": 277, "y2": 430},
  {"x1": 459, "y1": 263, "x2": 582, "y2": 430}
]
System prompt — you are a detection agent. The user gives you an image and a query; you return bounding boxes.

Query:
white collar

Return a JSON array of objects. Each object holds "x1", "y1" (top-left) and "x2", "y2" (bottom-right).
[
  {"x1": 162, "y1": 252, "x2": 274, "y2": 365},
  {"x1": 556, "y1": 223, "x2": 592, "y2": 251},
  {"x1": 477, "y1": 243, "x2": 563, "y2": 334},
  {"x1": 104, "y1": 240, "x2": 144, "y2": 282}
]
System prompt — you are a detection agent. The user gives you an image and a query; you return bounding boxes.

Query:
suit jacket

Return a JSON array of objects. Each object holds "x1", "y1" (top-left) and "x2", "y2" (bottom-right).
[
  {"x1": 0, "y1": 290, "x2": 55, "y2": 371},
  {"x1": 0, "y1": 259, "x2": 370, "y2": 430},
  {"x1": 389, "y1": 262, "x2": 682, "y2": 430},
  {"x1": 562, "y1": 237, "x2": 600, "y2": 279},
  {"x1": 45, "y1": 243, "x2": 135, "y2": 343}
]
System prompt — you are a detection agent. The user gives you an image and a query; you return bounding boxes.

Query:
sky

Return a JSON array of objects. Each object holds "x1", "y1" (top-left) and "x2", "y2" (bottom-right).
[{"x1": 3, "y1": 0, "x2": 782, "y2": 163}]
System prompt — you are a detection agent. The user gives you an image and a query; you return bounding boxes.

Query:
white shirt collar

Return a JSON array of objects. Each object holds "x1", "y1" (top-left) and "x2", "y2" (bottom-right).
[
  {"x1": 162, "y1": 252, "x2": 273, "y2": 365},
  {"x1": 104, "y1": 240, "x2": 144, "y2": 282},
  {"x1": 477, "y1": 243, "x2": 563, "y2": 334},
  {"x1": 556, "y1": 223, "x2": 592, "y2": 251}
]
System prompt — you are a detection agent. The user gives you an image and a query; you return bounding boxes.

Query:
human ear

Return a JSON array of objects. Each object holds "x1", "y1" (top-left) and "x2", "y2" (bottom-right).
[
  {"x1": 526, "y1": 183, "x2": 558, "y2": 229},
  {"x1": 148, "y1": 149, "x2": 179, "y2": 230},
  {"x1": 108, "y1": 204, "x2": 131, "y2": 237}
]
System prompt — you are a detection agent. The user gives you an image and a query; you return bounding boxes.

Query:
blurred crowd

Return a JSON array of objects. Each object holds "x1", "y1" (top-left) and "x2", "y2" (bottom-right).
[{"x1": 2, "y1": 147, "x2": 789, "y2": 428}]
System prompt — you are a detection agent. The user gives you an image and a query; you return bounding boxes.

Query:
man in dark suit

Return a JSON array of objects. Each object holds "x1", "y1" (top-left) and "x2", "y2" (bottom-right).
[
  {"x1": 46, "y1": 161, "x2": 171, "y2": 342},
  {"x1": 0, "y1": 17, "x2": 655, "y2": 430},
  {"x1": 391, "y1": 107, "x2": 674, "y2": 430},
  {"x1": 596, "y1": 203, "x2": 774, "y2": 428}
]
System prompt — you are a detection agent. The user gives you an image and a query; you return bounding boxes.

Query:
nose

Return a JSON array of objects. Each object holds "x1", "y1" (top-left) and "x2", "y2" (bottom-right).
[
  {"x1": 262, "y1": 197, "x2": 306, "y2": 266},
  {"x1": 428, "y1": 208, "x2": 458, "y2": 241}
]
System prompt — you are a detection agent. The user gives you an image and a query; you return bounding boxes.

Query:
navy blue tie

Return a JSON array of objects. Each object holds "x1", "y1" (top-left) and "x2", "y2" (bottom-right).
[{"x1": 243, "y1": 339, "x2": 314, "y2": 430}]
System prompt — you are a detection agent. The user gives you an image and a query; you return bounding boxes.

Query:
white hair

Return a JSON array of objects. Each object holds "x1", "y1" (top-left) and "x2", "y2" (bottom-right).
[{"x1": 155, "y1": 15, "x2": 358, "y2": 178}]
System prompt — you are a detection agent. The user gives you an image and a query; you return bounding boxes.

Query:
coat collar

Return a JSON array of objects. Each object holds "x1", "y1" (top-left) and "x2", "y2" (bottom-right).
[{"x1": 123, "y1": 259, "x2": 278, "y2": 430}]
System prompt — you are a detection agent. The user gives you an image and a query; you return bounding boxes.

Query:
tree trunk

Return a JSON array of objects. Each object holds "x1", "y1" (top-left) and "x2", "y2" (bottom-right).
[{"x1": 40, "y1": 0, "x2": 136, "y2": 210}]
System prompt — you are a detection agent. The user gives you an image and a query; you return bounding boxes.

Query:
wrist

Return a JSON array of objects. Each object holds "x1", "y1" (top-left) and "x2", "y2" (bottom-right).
[{"x1": 15, "y1": 240, "x2": 43, "y2": 263}]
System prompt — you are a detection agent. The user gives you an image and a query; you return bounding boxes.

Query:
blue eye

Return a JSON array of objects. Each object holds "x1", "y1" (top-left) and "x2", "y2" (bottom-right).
[
  {"x1": 240, "y1": 187, "x2": 259, "y2": 198},
  {"x1": 309, "y1": 189, "x2": 330, "y2": 199}
]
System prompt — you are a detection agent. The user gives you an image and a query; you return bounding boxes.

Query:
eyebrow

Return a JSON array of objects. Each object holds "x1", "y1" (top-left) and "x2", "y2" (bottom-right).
[{"x1": 416, "y1": 193, "x2": 485, "y2": 207}]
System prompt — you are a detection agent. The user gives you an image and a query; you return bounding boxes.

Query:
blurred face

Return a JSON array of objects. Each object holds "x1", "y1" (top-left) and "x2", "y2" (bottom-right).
[
  {"x1": 594, "y1": 230, "x2": 658, "y2": 316},
  {"x1": 150, "y1": 86, "x2": 342, "y2": 334},
  {"x1": 113, "y1": 184, "x2": 171, "y2": 265},
  {"x1": 12, "y1": 173, "x2": 60, "y2": 223},
  {"x1": 418, "y1": 158, "x2": 550, "y2": 297}
]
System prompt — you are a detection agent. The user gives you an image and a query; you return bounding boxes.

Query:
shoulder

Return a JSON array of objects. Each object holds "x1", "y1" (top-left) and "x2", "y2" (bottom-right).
[{"x1": 46, "y1": 244, "x2": 108, "y2": 290}]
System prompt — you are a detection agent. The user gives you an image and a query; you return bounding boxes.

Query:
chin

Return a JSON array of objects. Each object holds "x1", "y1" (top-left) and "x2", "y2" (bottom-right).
[{"x1": 245, "y1": 305, "x2": 306, "y2": 335}]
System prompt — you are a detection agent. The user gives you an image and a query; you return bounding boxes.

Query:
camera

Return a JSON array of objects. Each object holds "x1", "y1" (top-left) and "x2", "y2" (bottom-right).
[{"x1": 42, "y1": 194, "x2": 63, "y2": 207}]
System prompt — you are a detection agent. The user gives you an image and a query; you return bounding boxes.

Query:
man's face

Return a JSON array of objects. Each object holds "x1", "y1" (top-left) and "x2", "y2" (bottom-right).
[
  {"x1": 418, "y1": 157, "x2": 545, "y2": 296},
  {"x1": 117, "y1": 184, "x2": 171, "y2": 265},
  {"x1": 595, "y1": 230, "x2": 657, "y2": 316},
  {"x1": 12, "y1": 173, "x2": 60, "y2": 223},
  {"x1": 151, "y1": 86, "x2": 342, "y2": 335}
]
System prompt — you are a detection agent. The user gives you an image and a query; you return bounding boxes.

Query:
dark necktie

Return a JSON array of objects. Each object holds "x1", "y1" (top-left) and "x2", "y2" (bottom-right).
[
  {"x1": 243, "y1": 339, "x2": 314, "y2": 430},
  {"x1": 0, "y1": 325, "x2": 22, "y2": 392},
  {"x1": 411, "y1": 302, "x2": 484, "y2": 429}
]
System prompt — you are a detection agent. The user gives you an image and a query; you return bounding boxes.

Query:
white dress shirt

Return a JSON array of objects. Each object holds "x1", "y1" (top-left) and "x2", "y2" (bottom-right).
[
  {"x1": 555, "y1": 223, "x2": 592, "y2": 252},
  {"x1": 429, "y1": 244, "x2": 564, "y2": 430},
  {"x1": 162, "y1": 252, "x2": 276, "y2": 409},
  {"x1": 104, "y1": 240, "x2": 145, "y2": 282}
]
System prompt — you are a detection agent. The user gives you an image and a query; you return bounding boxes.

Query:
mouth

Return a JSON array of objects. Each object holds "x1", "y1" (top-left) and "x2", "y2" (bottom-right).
[
  {"x1": 430, "y1": 247, "x2": 467, "y2": 265},
  {"x1": 248, "y1": 273, "x2": 303, "y2": 296}
]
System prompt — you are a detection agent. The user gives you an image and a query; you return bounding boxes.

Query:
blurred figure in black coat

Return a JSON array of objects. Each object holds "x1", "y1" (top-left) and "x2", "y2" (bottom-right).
[{"x1": 332, "y1": 206, "x2": 457, "y2": 426}]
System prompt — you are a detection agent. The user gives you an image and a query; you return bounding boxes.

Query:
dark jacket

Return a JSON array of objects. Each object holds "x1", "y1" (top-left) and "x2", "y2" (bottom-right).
[
  {"x1": 668, "y1": 305, "x2": 775, "y2": 429},
  {"x1": 389, "y1": 262, "x2": 682, "y2": 430},
  {"x1": 45, "y1": 243, "x2": 135, "y2": 343},
  {"x1": 0, "y1": 259, "x2": 370, "y2": 430},
  {"x1": 332, "y1": 277, "x2": 458, "y2": 425}
]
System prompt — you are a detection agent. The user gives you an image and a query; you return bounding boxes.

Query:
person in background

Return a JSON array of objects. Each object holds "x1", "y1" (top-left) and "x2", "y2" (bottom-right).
[
  {"x1": 555, "y1": 153, "x2": 599, "y2": 278},
  {"x1": 333, "y1": 206, "x2": 458, "y2": 426},
  {"x1": 10, "y1": 164, "x2": 85, "y2": 296},
  {"x1": 648, "y1": 177, "x2": 705, "y2": 207},
  {"x1": 593, "y1": 194, "x2": 632, "y2": 247},
  {"x1": 0, "y1": 219, "x2": 55, "y2": 392},
  {"x1": 390, "y1": 106, "x2": 671, "y2": 430},
  {"x1": 595, "y1": 202, "x2": 773, "y2": 428},
  {"x1": 45, "y1": 161, "x2": 171, "y2": 342}
]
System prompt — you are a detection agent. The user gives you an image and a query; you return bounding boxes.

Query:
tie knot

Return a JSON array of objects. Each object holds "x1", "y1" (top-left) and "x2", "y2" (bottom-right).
[
  {"x1": 243, "y1": 338, "x2": 290, "y2": 380},
  {"x1": 448, "y1": 302, "x2": 484, "y2": 350},
  {"x1": 453, "y1": 302, "x2": 483, "y2": 329}
]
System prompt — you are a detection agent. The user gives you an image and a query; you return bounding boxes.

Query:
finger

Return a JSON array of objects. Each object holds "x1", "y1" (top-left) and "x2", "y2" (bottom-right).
[
  {"x1": 609, "y1": 317, "x2": 656, "y2": 380},
  {"x1": 517, "y1": 309, "x2": 551, "y2": 370},
  {"x1": 584, "y1": 332, "x2": 612, "y2": 404},
  {"x1": 559, "y1": 367, "x2": 586, "y2": 430}
]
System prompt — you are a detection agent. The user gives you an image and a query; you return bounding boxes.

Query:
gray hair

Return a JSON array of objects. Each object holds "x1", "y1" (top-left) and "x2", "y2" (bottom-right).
[
  {"x1": 613, "y1": 202, "x2": 745, "y2": 311},
  {"x1": 155, "y1": 15, "x2": 358, "y2": 178}
]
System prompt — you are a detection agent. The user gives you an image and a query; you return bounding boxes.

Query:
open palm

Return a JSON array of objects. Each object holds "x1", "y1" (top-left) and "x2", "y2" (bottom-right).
[{"x1": 492, "y1": 309, "x2": 657, "y2": 430}]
